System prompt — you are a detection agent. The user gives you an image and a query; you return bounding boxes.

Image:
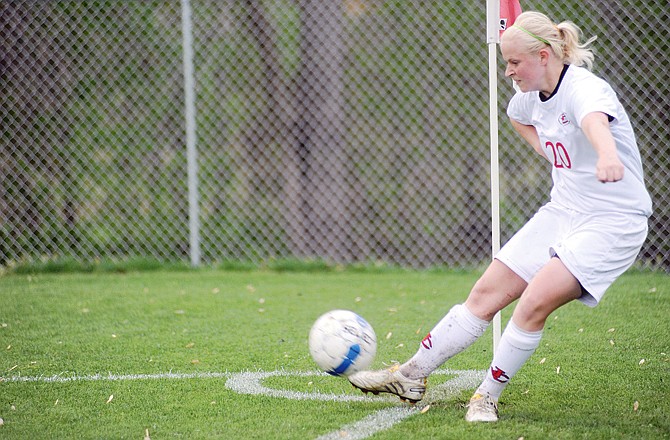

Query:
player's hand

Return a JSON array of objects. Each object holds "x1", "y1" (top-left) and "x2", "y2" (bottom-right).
[{"x1": 596, "y1": 156, "x2": 624, "y2": 182}]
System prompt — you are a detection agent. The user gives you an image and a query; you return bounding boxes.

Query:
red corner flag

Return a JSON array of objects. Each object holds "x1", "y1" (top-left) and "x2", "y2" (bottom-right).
[{"x1": 500, "y1": 0, "x2": 522, "y2": 36}]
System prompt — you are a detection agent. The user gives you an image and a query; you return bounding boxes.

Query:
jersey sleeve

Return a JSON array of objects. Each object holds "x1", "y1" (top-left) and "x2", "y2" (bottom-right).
[
  {"x1": 570, "y1": 77, "x2": 621, "y2": 127},
  {"x1": 506, "y1": 92, "x2": 534, "y2": 125}
]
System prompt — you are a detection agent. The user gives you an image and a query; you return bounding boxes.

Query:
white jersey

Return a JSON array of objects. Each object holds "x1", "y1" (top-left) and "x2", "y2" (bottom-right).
[{"x1": 507, "y1": 65, "x2": 652, "y2": 217}]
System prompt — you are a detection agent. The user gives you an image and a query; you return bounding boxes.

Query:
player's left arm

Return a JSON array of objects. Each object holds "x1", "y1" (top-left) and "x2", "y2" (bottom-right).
[
  {"x1": 581, "y1": 111, "x2": 624, "y2": 183},
  {"x1": 510, "y1": 118, "x2": 547, "y2": 160}
]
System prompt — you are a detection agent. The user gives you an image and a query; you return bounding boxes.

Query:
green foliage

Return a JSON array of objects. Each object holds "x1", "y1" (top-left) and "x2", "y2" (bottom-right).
[
  {"x1": 0, "y1": 269, "x2": 668, "y2": 438},
  {"x1": 7, "y1": 256, "x2": 192, "y2": 275}
]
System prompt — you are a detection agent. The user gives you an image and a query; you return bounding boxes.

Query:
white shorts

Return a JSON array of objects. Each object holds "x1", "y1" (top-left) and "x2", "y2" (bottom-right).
[{"x1": 496, "y1": 202, "x2": 649, "y2": 307}]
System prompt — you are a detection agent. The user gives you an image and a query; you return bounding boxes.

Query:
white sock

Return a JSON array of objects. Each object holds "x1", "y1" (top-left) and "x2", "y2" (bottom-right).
[
  {"x1": 476, "y1": 319, "x2": 543, "y2": 400},
  {"x1": 400, "y1": 304, "x2": 489, "y2": 380}
]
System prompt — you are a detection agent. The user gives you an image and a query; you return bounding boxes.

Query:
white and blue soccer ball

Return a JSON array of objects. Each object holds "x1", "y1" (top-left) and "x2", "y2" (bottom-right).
[{"x1": 308, "y1": 309, "x2": 377, "y2": 376}]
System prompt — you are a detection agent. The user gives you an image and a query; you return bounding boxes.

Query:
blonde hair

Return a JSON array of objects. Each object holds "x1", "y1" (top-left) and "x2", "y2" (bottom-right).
[{"x1": 504, "y1": 11, "x2": 597, "y2": 69}]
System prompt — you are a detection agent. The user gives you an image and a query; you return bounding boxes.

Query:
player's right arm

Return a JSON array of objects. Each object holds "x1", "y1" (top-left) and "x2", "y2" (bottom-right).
[{"x1": 509, "y1": 118, "x2": 547, "y2": 160}]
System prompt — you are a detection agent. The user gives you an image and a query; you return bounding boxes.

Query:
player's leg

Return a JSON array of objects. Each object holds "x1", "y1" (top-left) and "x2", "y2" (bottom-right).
[
  {"x1": 466, "y1": 256, "x2": 581, "y2": 422},
  {"x1": 464, "y1": 258, "x2": 529, "y2": 321},
  {"x1": 348, "y1": 259, "x2": 526, "y2": 402},
  {"x1": 399, "y1": 259, "x2": 527, "y2": 379},
  {"x1": 348, "y1": 204, "x2": 565, "y2": 402},
  {"x1": 510, "y1": 256, "x2": 582, "y2": 331}
]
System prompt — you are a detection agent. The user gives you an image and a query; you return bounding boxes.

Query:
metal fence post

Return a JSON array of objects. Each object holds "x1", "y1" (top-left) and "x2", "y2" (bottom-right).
[{"x1": 181, "y1": 0, "x2": 200, "y2": 267}]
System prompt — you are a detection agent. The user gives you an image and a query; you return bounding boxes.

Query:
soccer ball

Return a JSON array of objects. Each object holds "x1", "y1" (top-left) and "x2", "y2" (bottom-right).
[{"x1": 308, "y1": 309, "x2": 377, "y2": 376}]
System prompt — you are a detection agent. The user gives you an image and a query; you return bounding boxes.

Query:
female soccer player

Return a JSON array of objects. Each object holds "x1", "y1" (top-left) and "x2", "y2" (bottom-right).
[{"x1": 348, "y1": 11, "x2": 652, "y2": 422}]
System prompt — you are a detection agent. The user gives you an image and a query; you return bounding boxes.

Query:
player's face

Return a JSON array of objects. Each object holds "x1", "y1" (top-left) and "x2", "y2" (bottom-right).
[{"x1": 501, "y1": 36, "x2": 543, "y2": 92}]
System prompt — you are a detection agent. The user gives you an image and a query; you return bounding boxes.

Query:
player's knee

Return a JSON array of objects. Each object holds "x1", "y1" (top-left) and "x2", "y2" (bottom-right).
[
  {"x1": 465, "y1": 283, "x2": 491, "y2": 315},
  {"x1": 465, "y1": 282, "x2": 517, "y2": 321},
  {"x1": 513, "y1": 293, "x2": 553, "y2": 328}
]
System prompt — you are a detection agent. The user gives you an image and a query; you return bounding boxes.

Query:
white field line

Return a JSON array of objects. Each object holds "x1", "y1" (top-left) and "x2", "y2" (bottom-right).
[
  {"x1": 1, "y1": 371, "x2": 232, "y2": 383},
  {"x1": 2, "y1": 368, "x2": 485, "y2": 440},
  {"x1": 315, "y1": 406, "x2": 416, "y2": 440},
  {"x1": 314, "y1": 369, "x2": 485, "y2": 440},
  {"x1": 224, "y1": 370, "x2": 378, "y2": 402}
]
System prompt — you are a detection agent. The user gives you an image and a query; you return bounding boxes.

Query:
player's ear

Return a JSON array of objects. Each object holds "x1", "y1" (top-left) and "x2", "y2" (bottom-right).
[{"x1": 538, "y1": 48, "x2": 550, "y2": 65}]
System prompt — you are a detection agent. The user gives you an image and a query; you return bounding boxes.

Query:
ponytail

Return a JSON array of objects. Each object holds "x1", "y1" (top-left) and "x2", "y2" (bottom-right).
[{"x1": 555, "y1": 21, "x2": 596, "y2": 69}]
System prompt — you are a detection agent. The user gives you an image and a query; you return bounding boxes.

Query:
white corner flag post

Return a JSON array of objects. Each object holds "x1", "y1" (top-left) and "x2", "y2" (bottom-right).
[{"x1": 486, "y1": 0, "x2": 503, "y2": 351}]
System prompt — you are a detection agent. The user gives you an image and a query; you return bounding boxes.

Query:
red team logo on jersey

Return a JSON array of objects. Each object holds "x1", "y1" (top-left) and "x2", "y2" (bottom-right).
[
  {"x1": 421, "y1": 333, "x2": 433, "y2": 350},
  {"x1": 558, "y1": 112, "x2": 571, "y2": 126},
  {"x1": 491, "y1": 366, "x2": 510, "y2": 383}
]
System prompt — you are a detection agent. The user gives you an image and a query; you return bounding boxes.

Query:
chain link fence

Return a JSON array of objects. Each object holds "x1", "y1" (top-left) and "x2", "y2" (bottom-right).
[{"x1": 1, "y1": 1, "x2": 668, "y2": 270}]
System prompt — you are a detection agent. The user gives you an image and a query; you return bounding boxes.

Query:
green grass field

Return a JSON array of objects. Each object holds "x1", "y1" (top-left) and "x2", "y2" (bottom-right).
[{"x1": 0, "y1": 268, "x2": 668, "y2": 439}]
